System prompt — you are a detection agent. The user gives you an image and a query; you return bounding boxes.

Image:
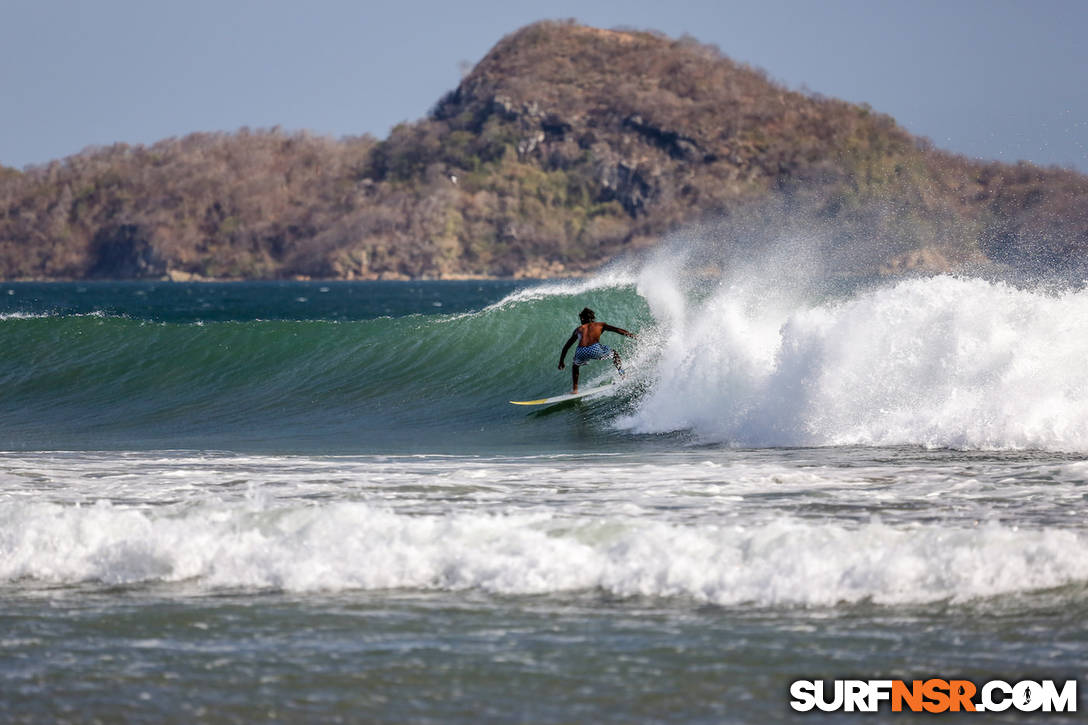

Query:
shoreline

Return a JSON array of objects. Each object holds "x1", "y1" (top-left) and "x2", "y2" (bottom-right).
[{"x1": 0, "y1": 273, "x2": 586, "y2": 284}]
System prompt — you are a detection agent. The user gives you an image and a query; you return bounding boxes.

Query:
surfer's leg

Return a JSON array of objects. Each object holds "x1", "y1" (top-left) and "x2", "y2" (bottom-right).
[
  {"x1": 571, "y1": 364, "x2": 579, "y2": 393},
  {"x1": 612, "y1": 351, "x2": 626, "y2": 378}
]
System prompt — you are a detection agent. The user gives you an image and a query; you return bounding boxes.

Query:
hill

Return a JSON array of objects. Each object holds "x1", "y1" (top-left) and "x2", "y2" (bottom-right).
[{"x1": 2, "y1": 20, "x2": 1087, "y2": 280}]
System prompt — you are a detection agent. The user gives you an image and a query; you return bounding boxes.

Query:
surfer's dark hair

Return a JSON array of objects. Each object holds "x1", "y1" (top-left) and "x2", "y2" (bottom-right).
[{"x1": 579, "y1": 307, "x2": 595, "y2": 323}]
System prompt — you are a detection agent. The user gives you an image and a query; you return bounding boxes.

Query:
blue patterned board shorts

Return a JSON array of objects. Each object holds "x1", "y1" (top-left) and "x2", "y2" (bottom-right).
[{"x1": 573, "y1": 343, "x2": 612, "y2": 366}]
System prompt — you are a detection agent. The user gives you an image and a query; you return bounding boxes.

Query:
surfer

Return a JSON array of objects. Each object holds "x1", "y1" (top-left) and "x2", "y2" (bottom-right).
[{"x1": 558, "y1": 307, "x2": 637, "y2": 393}]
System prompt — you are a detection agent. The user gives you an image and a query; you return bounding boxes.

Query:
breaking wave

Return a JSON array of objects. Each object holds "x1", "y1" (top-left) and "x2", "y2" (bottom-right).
[{"x1": 4, "y1": 499, "x2": 1086, "y2": 606}]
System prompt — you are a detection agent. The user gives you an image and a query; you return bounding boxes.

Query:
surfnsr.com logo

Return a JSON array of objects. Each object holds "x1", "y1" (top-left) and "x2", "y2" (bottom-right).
[{"x1": 789, "y1": 679, "x2": 1078, "y2": 713}]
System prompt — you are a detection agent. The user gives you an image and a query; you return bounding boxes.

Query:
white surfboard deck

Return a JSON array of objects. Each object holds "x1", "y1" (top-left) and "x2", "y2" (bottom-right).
[{"x1": 510, "y1": 381, "x2": 617, "y2": 406}]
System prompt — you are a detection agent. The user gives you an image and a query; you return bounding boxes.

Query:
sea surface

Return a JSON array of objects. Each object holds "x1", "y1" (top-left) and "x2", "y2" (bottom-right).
[{"x1": 2, "y1": 259, "x2": 1087, "y2": 722}]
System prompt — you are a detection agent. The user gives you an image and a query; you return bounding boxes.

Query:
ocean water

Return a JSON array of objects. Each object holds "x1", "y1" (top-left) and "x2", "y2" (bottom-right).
[{"x1": 2, "y1": 262, "x2": 1087, "y2": 722}]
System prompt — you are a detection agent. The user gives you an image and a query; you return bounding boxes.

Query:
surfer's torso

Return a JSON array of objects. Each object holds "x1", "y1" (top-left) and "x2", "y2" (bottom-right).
[{"x1": 575, "y1": 322, "x2": 607, "y2": 347}]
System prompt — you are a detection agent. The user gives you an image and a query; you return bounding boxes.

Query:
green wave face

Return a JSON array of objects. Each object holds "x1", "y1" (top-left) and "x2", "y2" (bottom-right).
[
  {"x1": 8, "y1": 270, "x2": 1088, "y2": 454},
  {"x1": 0, "y1": 284, "x2": 651, "y2": 453}
]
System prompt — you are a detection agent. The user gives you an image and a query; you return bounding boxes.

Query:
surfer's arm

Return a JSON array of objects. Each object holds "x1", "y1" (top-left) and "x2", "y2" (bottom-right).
[
  {"x1": 603, "y1": 323, "x2": 637, "y2": 339},
  {"x1": 558, "y1": 332, "x2": 578, "y2": 369}
]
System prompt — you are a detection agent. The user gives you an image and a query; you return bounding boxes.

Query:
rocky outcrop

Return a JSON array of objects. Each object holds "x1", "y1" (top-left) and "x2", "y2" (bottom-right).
[{"x1": 622, "y1": 115, "x2": 702, "y2": 161}]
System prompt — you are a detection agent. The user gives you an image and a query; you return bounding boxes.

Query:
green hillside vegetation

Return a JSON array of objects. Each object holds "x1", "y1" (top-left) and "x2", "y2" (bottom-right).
[{"x1": 1, "y1": 20, "x2": 1086, "y2": 280}]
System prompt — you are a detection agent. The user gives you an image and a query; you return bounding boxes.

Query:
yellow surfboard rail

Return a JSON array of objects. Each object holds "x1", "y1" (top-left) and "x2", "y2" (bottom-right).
[{"x1": 509, "y1": 381, "x2": 617, "y2": 406}]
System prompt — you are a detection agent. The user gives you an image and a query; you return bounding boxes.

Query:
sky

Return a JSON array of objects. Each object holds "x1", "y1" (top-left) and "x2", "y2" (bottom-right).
[{"x1": 2, "y1": 0, "x2": 1086, "y2": 172}]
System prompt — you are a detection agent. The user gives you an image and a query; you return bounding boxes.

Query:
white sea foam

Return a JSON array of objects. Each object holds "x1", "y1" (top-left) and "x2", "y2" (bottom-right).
[
  {"x1": 479, "y1": 265, "x2": 637, "y2": 312},
  {"x1": 2, "y1": 499, "x2": 1086, "y2": 605},
  {"x1": 0, "y1": 311, "x2": 52, "y2": 320},
  {"x1": 620, "y1": 272, "x2": 1088, "y2": 451},
  {"x1": 0, "y1": 310, "x2": 112, "y2": 321},
  {"x1": 4, "y1": 451, "x2": 1085, "y2": 530}
]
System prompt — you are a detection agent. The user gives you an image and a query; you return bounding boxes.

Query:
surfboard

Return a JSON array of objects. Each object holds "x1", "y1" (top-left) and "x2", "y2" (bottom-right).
[{"x1": 510, "y1": 381, "x2": 617, "y2": 406}]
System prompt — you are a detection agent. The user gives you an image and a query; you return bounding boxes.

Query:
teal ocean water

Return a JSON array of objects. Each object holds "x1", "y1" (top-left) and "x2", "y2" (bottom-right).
[{"x1": 2, "y1": 263, "x2": 1088, "y2": 722}]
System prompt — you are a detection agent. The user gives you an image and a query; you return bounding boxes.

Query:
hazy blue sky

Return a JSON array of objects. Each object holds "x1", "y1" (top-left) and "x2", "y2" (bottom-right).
[{"x1": 2, "y1": 0, "x2": 1085, "y2": 171}]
